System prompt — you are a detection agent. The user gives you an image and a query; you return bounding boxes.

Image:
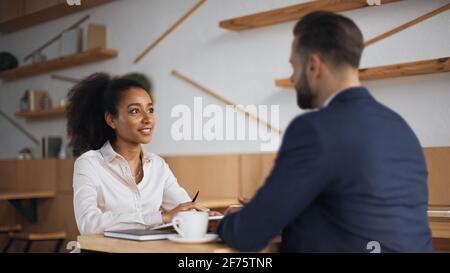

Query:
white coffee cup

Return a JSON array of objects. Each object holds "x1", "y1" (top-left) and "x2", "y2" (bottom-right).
[{"x1": 171, "y1": 210, "x2": 208, "y2": 239}]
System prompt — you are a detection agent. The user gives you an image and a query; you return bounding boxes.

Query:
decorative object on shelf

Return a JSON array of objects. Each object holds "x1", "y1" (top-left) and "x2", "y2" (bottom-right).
[
  {"x1": 59, "y1": 99, "x2": 69, "y2": 108},
  {"x1": 122, "y1": 72, "x2": 152, "y2": 92},
  {"x1": 19, "y1": 91, "x2": 30, "y2": 112},
  {"x1": 84, "y1": 23, "x2": 107, "y2": 51},
  {"x1": 18, "y1": 147, "x2": 33, "y2": 160},
  {"x1": 59, "y1": 28, "x2": 82, "y2": 57},
  {"x1": 42, "y1": 136, "x2": 63, "y2": 158},
  {"x1": 23, "y1": 15, "x2": 90, "y2": 63},
  {"x1": 0, "y1": 52, "x2": 18, "y2": 72},
  {"x1": 31, "y1": 51, "x2": 47, "y2": 65},
  {"x1": 134, "y1": 0, "x2": 206, "y2": 63},
  {"x1": 20, "y1": 90, "x2": 49, "y2": 112},
  {"x1": 40, "y1": 93, "x2": 53, "y2": 110},
  {"x1": 58, "y1": 142, "x2": 67, "y2": 159}
]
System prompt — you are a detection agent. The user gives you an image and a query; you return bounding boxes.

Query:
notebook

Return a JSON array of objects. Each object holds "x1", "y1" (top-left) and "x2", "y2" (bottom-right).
[
  {"x1": 150, "y1": 215, "x2": 224, "y2": 231},
  {"x1": 104, "y1": 229, "x2": 175, "y2": 241}
]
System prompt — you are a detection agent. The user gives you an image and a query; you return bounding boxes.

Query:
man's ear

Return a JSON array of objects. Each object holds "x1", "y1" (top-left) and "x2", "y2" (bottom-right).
[
  {"x1": 105, "y1": 112, "x2": 116, "y2": 129},
  {"x1": 308, "y1": 53, "x2": 322, "y2": 78}
]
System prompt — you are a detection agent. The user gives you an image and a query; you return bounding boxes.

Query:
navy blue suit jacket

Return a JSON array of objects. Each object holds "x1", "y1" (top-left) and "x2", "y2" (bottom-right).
[{"x1": 216, "y1": 87, "x2": 433, "y2": 253}]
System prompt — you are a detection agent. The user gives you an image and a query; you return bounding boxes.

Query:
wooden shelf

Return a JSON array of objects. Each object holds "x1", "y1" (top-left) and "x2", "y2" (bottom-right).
[
  {"x1": 15, "y1": 107, "x2": 67, "y2": 120},
  {"x1": 275, "y1": 57, "x2": 450, "y2": 88},
  {"x1": 0, "y1": 191, "x2": 56, "y2": 201},
  {"x1": 219, "y1": 0, "x2": 402, "y2": 31},
  {"x1": 0, "y1": 0, "x2": 114, "y2": 33},
  {"x1": 0, "y1": 48, "x2": 118, "y2": 81}
]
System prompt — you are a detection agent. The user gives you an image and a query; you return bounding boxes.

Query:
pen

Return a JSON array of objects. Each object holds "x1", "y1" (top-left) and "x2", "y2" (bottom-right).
[{"x1": 192, "y1": 190, "x2": 199, "y2": 202}]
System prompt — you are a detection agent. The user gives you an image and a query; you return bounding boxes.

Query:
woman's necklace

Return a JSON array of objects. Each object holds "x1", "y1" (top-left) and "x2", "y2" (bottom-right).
[{"x1": 133, "y1": 157, "x2": 143, "y2": 179}]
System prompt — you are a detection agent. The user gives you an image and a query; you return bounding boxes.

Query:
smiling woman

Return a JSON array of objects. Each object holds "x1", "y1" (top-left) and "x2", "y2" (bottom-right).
[{"x1": 67, "y1": 73, "x2": 211, "y2": 235}]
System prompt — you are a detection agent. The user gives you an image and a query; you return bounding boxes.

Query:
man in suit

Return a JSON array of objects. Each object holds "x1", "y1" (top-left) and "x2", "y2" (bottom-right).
[{"x1": 216, "y1": 11, "x2": 433, "y2": 252}]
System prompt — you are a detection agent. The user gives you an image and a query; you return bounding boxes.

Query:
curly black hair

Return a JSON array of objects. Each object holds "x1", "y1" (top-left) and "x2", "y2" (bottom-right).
[{"x1": 67, "y1": 72, "x2": 151, "y2": 156}]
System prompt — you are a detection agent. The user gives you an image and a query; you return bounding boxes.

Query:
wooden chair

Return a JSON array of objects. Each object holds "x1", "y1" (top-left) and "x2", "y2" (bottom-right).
[
  {"x1": 2, "y1": 231, "x2": 66, "y2": 253},
  {"x1": 0, "y1": 224, "x2": 22, "y2": 234},
  {"x1": 0, "y1": 224, "x2": 22, "y2": 252}
]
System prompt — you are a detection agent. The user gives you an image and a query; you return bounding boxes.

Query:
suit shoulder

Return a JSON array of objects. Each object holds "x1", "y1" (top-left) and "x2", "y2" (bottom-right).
[
  {"x1": 284, "y1": 113, "x2": 322, "y2": 141},
  {"x1": 287, "y1": 111, "x2": 322, "y2": 131}
]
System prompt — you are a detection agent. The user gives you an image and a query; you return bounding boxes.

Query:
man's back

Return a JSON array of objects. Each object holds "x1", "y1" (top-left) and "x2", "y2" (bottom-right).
[
  {"x1": 217, "y1": 87, "x2": 433, "y2": 253},
  {"x1": 281, "y1": 87, "x2": 432, "y2": 252}
]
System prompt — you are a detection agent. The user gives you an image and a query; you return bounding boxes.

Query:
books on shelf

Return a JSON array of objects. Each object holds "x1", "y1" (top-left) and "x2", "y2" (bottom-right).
[
  {"x1": 42, "y1": 136, "x2": 62, "y2": 158},
  {"x1": 29, "y1": 90, "x2": 47, "y2": 111}
]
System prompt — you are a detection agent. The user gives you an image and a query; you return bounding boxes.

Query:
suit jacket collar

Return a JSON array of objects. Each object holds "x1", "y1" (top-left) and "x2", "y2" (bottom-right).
[{"x1": 329, "y1": 86, "x2": 372, "y2": 106}]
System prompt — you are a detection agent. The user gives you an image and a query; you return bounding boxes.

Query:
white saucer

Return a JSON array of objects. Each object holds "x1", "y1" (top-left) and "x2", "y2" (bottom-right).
[{"x1": 168, "y1": 234, "x2": 219, "y2": 244}]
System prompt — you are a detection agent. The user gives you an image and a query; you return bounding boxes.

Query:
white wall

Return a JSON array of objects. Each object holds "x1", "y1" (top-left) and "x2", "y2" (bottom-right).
[{"x1": 0, "y1": 0, "x2": 449, "y2": 159}]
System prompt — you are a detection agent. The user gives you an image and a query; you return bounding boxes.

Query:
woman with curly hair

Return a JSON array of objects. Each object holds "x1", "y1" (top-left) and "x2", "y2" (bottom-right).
[{"x1": 68, "y1": 73, "x2": 211, "y2": 235}]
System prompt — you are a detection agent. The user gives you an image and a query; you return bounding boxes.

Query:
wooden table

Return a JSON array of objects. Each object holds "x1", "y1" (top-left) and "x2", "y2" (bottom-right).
[
  {"x1": 76, "y1": 222, "x2": 450, "y2": 253},
  {"x1": 0, "y1": 191, "x2": 56, "y2": 223},
  {"x1": 78, "y1": 234, "x2": 281, "y2": 253},
  {"x1": 429, "y1": 216, "x2": 450, "y2": 252}
]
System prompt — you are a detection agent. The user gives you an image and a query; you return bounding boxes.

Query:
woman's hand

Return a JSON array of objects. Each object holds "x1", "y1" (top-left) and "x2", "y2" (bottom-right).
[
  {"x1": 207, "y1": 210, "x2": 223, "y2": 232},
  {"x1": 208, "y1": 210, "x2": 223, "y2": 217},
  {"x1": 162, "y1": 202, "x2": 210, "y2": 224}
]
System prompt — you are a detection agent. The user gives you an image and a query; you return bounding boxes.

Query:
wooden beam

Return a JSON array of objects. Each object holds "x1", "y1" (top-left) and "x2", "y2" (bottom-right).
[
  {"x1": 0, "y1": 109, "x2": 40, "y2": 145},
  {"x1": 219, "y1": 0, "x2": 402, "y2": 31},
  {"x1": 365, "y1": 3, "x2": 450, "y2": 47},
  {"x1": 172, "y1": 70, "x2": 283, "y2": 134},
  {"x1": 275, "y1": 57, "x2": 450, "y2": 87},
  {"x1": 134, "y1": 0, "x2": 207, "y2": 63},
  {"x1": 51, "y1": 74, "x2": 81, "y2": 84}
]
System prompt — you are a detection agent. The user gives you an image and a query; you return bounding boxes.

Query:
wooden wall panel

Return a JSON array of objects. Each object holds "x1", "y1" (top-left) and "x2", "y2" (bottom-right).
[
  {"x1": 16, "y1": 159, "x2": 57, "y2": 191},
  {"x1": 0, "y1": 160, "x2": 18, "y2": 190},
  {"x1": 239, "y1": 153, "x2": 276, "y2": 198},
  {"x1": 424, "y1": 147, "x2": 450, "y2": 207},
  {"x1": 56, "y1": 158, "x2": 75, "y2": 192},
  {"x1": 164, "y1": 155, "x2": 240, "y2": 200}
]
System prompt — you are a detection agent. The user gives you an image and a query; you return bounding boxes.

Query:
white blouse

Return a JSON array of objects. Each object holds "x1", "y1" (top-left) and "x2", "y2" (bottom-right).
[{"x1": 73, "y1": 141, "x2": 190, "y2": 235}]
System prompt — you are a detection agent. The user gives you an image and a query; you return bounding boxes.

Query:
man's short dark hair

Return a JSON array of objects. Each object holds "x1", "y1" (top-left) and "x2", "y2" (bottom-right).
[{"x1": 293, "y1": 11, "x2": 364, "y2": 68}]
